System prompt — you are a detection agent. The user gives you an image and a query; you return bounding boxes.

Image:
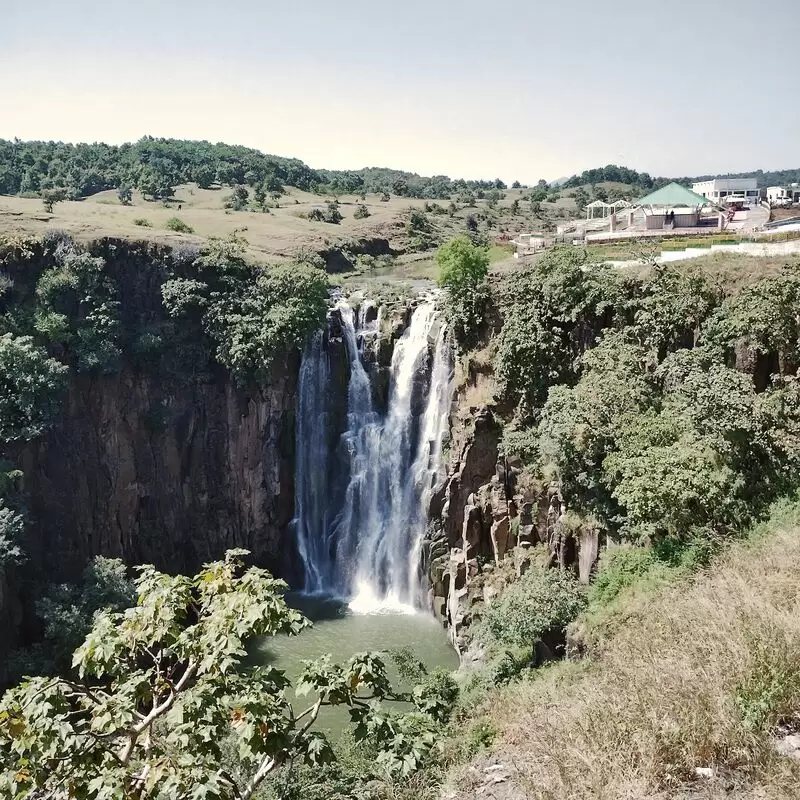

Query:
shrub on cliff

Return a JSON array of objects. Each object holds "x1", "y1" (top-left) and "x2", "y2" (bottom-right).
[
  {"x1": 206, "y1": 263, "x2": 330, "y2": 384},
  {"x1": 495, "y1": 246, "x2": 621, "y2": 408},
  {"x1": 34, "y1": 246, "x2": 122, "y2": 373},
  {"x1": 8, "y1": 556, "x2": 136, "y2": 678},
  {"x1": 0, "y1": 333, "x2": 68, "y2": 442},
  {"x1": 436, "y1": 235, "x2": 489, "y2": 347},
  {"x1": 480, "y1": 567, "x2": 586, "y2": 651}
]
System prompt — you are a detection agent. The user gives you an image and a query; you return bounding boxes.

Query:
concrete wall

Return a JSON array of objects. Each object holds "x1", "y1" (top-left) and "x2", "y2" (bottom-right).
[{"x1": 606, "y1": 238, "x2": 800, "y2": 268}]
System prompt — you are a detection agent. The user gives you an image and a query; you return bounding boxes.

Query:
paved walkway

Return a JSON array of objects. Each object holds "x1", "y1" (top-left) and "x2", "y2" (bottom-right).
[{"x1": 735, "y1": 203, "x2": 770, "y2": 232}]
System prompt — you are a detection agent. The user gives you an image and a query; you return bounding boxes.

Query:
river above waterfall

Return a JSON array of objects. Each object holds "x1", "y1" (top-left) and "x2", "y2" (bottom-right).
[{"x1": 253, "y1": 595, "x2": 458, "y2": 733}]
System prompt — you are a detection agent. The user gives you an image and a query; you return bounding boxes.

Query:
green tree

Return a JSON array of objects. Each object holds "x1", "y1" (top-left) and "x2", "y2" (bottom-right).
[
  {"x1": 194, "y1": 163, "x2": 216, "y2": 189},
  {"x1": 323, "y1": 201, "x2": 343, "y2": 224},
  {"x1": 529, "y1": 187, "x2": 548, "y2": 203},
  {"x1": 0, "y1": 333, "x2": 68, "y2": 442},
  {"x1": 253, "y1": 183, "x2": 267, "y2": 211},
  {"x1": 41, "y1": 187, "x2": 66, "y2": 213},
  {"x1": 263, "y1": 172, "x2": 284, "y2": 195},
  {"x1": 215, "y1": 162, "x2": 237, "y2": 187},
  {"x1": 436, "y1": 236, "x2": 490, "y2": 345},
  {"x1": 572, "y1": 187, "x2": 590, "y2": 213},
  {"x1": 391, "y1": 177, "x2": 408, "y2": 196},
  {"x1": 226, "y1": 184, "x2": 249, "y2": 211},
  {"x1": 117, "y1": 183, "x2": 133, "y2": 205},
  {"x1": 0, "y1": 551, "x2": 434, "y2": 798}
]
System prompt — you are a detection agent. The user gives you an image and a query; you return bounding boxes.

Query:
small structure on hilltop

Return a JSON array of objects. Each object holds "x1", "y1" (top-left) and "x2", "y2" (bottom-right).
[
  {"x1": 585, "y1": 199, "x2": 611, "y2": 219},
  {"x1": 632, "y1": 182, "x2": 722, "y2": 231}
]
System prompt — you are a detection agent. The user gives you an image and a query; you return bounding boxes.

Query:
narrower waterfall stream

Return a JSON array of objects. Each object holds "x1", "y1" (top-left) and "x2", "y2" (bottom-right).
[{"x1": 294, "y1": 295, "x2": 453, "y2": 612}]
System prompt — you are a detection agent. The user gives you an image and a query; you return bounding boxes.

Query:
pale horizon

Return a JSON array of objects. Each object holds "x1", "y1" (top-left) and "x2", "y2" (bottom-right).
[{"x1": 3, "y1": 0, "x2": 798, "y2": 184}]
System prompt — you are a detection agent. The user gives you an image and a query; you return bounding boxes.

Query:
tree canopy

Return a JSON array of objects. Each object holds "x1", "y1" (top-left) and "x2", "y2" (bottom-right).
[{"x1": 0, "y1": 551, "x2": 452, "y2": 798}]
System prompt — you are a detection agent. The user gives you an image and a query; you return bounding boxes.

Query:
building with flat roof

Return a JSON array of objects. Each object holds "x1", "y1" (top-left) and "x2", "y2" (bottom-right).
[
  {"x1": 692, "y1": 178, "x2": 760, "y2": 205},
  {"x1": 511, "y1": 232, "x2": 545, "y2": 257},
  {"x1": 766, "y1": 185, "x2": 800, "y2": 206}
]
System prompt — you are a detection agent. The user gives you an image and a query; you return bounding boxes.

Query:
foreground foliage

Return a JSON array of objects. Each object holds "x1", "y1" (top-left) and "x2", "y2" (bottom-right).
[{"x1": 0, "y1": 552, "x2": 452, "y2": 798}]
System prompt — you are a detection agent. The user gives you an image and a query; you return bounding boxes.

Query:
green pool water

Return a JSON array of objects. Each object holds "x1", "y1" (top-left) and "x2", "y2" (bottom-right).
[{"x1": 252, "y1": 595, "x2": 459, "y2": 734}]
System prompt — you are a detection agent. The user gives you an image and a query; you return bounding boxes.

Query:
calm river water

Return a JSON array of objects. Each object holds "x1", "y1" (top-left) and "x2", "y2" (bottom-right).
[{"x1": 252, "y1": 595, "x2": 459, "y2": 733}]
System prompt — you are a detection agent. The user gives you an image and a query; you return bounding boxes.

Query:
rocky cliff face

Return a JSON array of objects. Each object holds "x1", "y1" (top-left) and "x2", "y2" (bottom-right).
[
  {"x1": 14, "y1": 359, "x2": 299, "y2": 585},
  {"x1": 425, "y1": 404, "x2": 601, "y2": 654},
  {"x1": 0, "y1": 238, "x2": 309, "y2": 668}
]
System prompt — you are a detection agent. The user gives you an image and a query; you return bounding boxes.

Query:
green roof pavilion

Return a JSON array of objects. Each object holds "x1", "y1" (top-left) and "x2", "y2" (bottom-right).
[{"x1": 635, "y1": 182, "x2": 714, "y2": 208}]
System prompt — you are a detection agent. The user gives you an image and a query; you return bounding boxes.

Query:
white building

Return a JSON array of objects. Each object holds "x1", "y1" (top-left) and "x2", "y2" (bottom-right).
[
  {"x1": 766, "y1": 185, "x2": 800, "y2": 206},
  {"x1": 692, "y1": 178, "x2": 760, "y2": 205},
  {"x1": 511, "y1": 232, "x2": 546, "y2": 257}
]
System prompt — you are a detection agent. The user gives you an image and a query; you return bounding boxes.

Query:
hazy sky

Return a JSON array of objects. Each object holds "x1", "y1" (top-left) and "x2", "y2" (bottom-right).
[{"x1": 2, "y1": 0, "x2": 798, "y2": 183}]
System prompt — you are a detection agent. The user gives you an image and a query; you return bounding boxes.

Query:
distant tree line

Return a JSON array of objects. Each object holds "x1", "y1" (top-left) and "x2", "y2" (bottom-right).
[
  {"x1": 562, "y1": 163, "x2": 800, "y2": 192},
  {"x1": 315, "y1": 167, "x2": 507, "y2": 199},
  {"x1": 0, "y1": 138, "x2": 510, "y2": 204},
  {"x1": 673, "y1": 168, "x2": 800, "y2": 189},
  {"x1": 562, "y1": 165, "x2": 657, "y2": 190},
  {"x1": 0, "y1": 137, "x2": 318, "y2": 200},
  {"x1": 3, "y1": 137, "x2": 796, "y2": 206}
]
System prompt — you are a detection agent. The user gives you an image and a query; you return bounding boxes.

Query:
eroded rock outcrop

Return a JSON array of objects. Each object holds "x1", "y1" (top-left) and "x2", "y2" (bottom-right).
[{"x1": 426, "y1": 404, "x2": 601, "y2": 654}]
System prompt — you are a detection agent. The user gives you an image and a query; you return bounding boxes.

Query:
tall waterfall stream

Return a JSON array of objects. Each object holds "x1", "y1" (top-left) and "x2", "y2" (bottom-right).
[
  {"x1": 294, "y1": 294, "x2": 454, "y2": 613},
  {"x1": 254, "y1": 294, "x2": 458, "y2": 719}
]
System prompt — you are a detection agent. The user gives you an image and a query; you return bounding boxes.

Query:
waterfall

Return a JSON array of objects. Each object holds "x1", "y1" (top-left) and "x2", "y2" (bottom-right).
[{"x1": 293, "y1": 295, "x2": 453, "y2": 612}]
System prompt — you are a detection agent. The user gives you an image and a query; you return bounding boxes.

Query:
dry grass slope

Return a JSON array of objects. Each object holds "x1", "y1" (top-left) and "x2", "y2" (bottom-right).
[{"x1": 449, "y1": 507, "x2": 800, "y2": 799}]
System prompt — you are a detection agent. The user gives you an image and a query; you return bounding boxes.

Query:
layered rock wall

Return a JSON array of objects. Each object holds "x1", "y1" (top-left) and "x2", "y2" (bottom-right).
[
  {"x1": 425, "y1": 405, "x2": 601, "y2": 653},
  {"x1": 14, "y1": 360, "x2": 299, "y2": 584}
]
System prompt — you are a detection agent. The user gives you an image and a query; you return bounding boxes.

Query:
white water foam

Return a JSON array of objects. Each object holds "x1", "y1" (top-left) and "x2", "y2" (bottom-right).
[{"x1": 294, "y1": 293, "x2": 454, "y2": 611}]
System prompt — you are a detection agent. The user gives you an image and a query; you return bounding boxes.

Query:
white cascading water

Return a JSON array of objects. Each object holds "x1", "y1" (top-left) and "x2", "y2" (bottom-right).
[{"x1": 293, "y1": 295, "x2": 453, "y2": 613}]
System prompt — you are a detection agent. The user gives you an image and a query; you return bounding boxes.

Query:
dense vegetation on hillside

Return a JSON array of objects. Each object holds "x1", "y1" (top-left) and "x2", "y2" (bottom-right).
[{"x1": 483, "y1": 249, "x2": 800, "y2": 556}]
